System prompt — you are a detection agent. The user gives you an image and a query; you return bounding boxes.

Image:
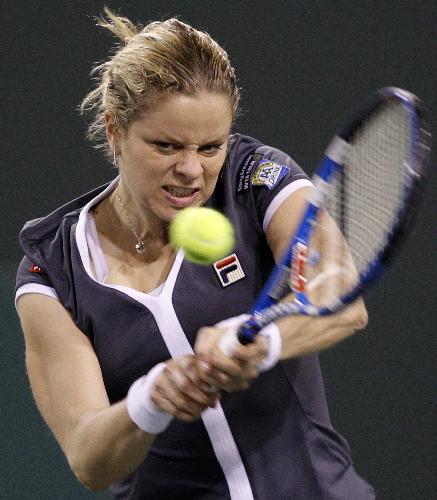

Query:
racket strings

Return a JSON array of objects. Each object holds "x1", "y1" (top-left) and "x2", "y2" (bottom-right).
[{"x1": 327, "y1": 100, "x2": 410, "y2": 277}]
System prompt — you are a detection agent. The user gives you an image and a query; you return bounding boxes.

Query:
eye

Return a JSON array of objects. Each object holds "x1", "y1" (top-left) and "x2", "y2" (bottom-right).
[
  {"x1": 199, "y1": 144, "x2": 223, "y2": 156},
  {"x1": 153, "y1": 142, "x2": 177, "y2": 154}
]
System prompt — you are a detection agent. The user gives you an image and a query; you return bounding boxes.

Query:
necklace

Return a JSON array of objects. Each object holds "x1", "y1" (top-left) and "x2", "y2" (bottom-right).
[{"x1": 114, "y1": 190, "x2": 146, "y2": 253}]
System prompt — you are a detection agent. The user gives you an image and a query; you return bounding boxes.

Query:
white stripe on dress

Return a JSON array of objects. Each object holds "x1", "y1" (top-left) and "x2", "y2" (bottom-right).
[{"x1": 74, "y1": 181, "x2": 254, "y2": 500}]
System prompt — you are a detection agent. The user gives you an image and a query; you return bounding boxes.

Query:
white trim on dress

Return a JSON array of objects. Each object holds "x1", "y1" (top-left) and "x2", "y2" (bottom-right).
[
  {"x1": 262, "y1": 178, "x2": 313, "y2": 232},
  {"x1": 15, "y1": 283, "x2": 59, "y2": 309}
]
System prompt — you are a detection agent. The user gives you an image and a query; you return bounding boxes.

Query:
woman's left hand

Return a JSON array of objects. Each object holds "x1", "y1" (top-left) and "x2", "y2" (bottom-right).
[{"x1": 194, "y1": 316, "x2": 268, "y2": 392}]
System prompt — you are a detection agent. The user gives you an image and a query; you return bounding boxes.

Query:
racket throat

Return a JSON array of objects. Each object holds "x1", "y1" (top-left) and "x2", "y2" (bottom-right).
[{"x1": 267, "y1": 265, "x2": 291, "y2": 301}]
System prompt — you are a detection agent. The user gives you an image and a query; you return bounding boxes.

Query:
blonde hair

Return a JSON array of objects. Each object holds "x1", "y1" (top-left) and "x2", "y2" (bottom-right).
[{"x1": 80, "y1": 8, "x2": 240, "y2": 156}]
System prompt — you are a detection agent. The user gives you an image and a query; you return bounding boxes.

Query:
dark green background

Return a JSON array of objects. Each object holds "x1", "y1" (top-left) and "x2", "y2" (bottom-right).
[{"x1": 3, "y1": 1, "x2": 436, "y2": 498}]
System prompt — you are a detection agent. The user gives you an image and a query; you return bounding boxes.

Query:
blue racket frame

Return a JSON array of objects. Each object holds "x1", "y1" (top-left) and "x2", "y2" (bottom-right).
[{"x1": 237, "y1": 87, "x2": 430, "y2": 344}]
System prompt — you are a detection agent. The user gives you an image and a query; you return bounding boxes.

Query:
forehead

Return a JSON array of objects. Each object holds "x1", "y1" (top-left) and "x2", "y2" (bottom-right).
[{"x1": 129, "y1": 93, "x2": 233, "y2": 143}]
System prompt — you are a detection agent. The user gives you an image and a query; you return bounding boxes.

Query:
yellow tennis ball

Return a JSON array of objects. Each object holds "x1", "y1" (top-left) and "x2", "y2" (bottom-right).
[{"x1": 169, "y1": 207, "x2": 235, "y2": 265}]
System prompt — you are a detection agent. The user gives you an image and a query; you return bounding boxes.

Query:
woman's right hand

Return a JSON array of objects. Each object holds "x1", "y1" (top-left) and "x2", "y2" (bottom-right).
[{"x1": 150, "y1": 355, "x2": 220, "y2": 422}]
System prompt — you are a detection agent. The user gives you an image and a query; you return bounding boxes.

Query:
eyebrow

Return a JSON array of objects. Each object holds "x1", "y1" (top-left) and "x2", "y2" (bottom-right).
[{"x1": 148, "y1": 134, "x2": 229, "y2": 146}]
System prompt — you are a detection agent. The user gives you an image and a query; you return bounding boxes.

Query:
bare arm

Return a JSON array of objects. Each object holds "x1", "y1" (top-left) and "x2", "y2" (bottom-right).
[
  {"x1": 265, "y1": 187, "x2": 368, "y2": 359},
  {"x1": 195, "y1": 187, "x2": 368, "y2": 386},
  {"x1": 18, "y1": 294, "x2": 216, "y2": 491}
]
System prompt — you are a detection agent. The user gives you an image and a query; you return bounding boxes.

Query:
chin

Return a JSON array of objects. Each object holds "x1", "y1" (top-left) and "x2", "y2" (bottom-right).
[
  {"x1": 155, "y1": 195, "x2": 208, "y2": 223},
  {"x1": 158, "y1": 206, "x2": 185, "y2": 223}
]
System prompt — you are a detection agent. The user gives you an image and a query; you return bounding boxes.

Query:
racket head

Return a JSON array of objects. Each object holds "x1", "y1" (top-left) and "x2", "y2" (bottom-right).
[
  {"x1": 325, "y1": 87, "x2": 430, "y2": 295},
  {"x1": 240, "y1": 87, "x2": 430, "y2": 341}
]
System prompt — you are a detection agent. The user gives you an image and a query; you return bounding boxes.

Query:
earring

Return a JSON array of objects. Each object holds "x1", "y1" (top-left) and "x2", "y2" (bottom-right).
[{"x1": 113, "y1": 149, "x2": 119, "y2": 168}]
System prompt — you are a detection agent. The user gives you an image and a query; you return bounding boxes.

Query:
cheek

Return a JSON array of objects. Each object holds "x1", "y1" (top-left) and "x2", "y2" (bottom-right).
[
  {"x1": 201, "y1": 161, "x2": 224, "y2": 200},
  {"x1": 124, "y1": 151, "x2": 166, "y2": 183},
  {"x1": 205, "y1": 154, "x2": 226, "y2": 180}
]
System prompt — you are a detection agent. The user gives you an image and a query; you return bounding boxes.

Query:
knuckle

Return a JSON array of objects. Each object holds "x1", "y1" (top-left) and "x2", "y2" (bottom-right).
[
  {"x1": 150, "y1": 393, "x2": 162, "y2": 408},
  {"x1": 179, "y1": 379, "x2": 191, "y2": 392},
  {"x1": 174, "y1": 398, "x2": 189, "y2": 411},
  {"x1": 174, "y1": 409, "x2": 191, "y2": 421},
  {"x1": 162, "y1": 364, "x2": 173, "y2": 377}
]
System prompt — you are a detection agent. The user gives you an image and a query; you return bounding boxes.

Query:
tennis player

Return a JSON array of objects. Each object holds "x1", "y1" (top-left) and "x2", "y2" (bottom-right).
[{"x1": 15, "y1": 8, "x2": 374, "y2": 499}]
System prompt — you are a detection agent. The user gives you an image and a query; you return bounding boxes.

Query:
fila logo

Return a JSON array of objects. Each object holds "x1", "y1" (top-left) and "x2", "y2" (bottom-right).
[{"x1": 213, "y1": 253, "x2": 245, "y2": 288}]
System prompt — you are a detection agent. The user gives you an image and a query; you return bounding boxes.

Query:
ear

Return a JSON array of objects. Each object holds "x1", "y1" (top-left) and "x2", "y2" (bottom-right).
[{"x1": 105, "y1": 113, "x2": 119, "y2": 153}]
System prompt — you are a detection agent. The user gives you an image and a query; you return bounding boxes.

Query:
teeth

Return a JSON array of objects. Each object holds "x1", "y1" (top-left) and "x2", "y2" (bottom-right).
[{"x1": 166, "y1": 186, "x2": 196, "y2": 197}]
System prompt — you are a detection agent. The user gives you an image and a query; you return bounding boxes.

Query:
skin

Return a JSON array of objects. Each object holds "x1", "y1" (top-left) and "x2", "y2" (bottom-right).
[
  {"x1": 107, "y1": 93, "x2": 233, "y2": 230},
  {"x1": 103, "y1": 92, "x2": 267, "y2": 394},
  {"x1": 17, "y1": 91, "x2": 367, "y2": 492},
  {"x1": 17, "y1": 92, "x2": 264, "y2": 492},
  {"x1": 195, "y1": 192, "x2": 368, "y2": 388}
]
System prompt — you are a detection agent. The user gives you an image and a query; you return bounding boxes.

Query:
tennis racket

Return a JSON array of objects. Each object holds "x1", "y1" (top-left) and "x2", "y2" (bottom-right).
[{"x1": 226, "y1": 87, "x2": 430, "y2": 348}]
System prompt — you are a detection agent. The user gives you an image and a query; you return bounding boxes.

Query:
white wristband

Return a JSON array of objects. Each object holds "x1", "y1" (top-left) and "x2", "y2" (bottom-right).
[
  {"x1": 215, "y1": 314, "x2": 251, "y2": 330},
  {"x1": 126, "y1": 362, "x2": 173, "y2": 434},
  {"x1": 217, "y1": 315, "x2": 282, "y2": 372},
  {"x1": 217, "y1": 314, "x2": 251, "y2": 356},
  {"x1": 258, "y1": 323, "x2": 282, "y2": 372}
]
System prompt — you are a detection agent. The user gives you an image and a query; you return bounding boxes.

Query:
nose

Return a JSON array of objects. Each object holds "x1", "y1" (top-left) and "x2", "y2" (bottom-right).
[{"x1": 174, "y1": 150, "x2": 203, "y2": 180}]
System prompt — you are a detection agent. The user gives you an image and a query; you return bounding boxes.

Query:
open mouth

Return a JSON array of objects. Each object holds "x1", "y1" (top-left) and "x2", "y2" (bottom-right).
[{"x1": 163, "y1": 186, "x2": 199, "y2": 198}]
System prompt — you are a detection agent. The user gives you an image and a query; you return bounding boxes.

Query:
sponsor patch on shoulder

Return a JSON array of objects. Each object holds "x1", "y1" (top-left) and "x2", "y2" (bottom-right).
[
  {"x1": 251, "y1": 160, "x2": 289, "y2": 190},
  {"x1": 237, "y1": 153, "x2": 262, "y2": 193}
]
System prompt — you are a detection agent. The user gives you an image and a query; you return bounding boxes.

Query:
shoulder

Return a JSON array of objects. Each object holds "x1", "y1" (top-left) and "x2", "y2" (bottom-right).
[
  {"x1": 213, "y1": 134, "x2": 312, "y2": 235},
  {"x1": 227, "y1": 133, "x2": 264, "y2": 164},
  {"x1": 19, "y1": 182, "x2": 112, "y2": 266},
  {"x1": 16, "y1": 181, "x2": 114, "y2": 318},
  {"x1": 227, "y1": 133, "x2": 301, "y2": 169},
  {"x1": 226, "y1": 133, "x2": 308, "y2": 193}
]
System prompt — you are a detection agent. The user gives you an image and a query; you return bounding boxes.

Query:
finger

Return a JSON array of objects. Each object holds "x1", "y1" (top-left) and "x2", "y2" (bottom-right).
[
  {"x1": 194, "y1": 327, "x2": 219, "y2": 355},
  {"x1": 215, "y1": 377, "x2": 251, "y2": 392},
  {"x1": 162, "y1": 362, "x2": 218, "y2": 408},
  {"x1": 153, "y1": 376, "x2": 209, "y2": 418},
  {"x1": 229, "y1": 380, "x2": 251, "y2": 391},
  {"x1": 183, "y1": 359, "x2": 219, "y2": 395},
  {"x1": 177, "y1": 360, "x2": 222, "y2": 407},
  {"x1": 232, "y1": 337, "x2": 268, "y2": 364},
  {"x1": 211, "y1": 358, "x2": 262, "y2": 392},
  {"x1": 197, "y1": 358, "x2": 244, "y2": 389},
  {"x1": 243, "y1": 364, "x2": 260, "y2": 381},
  {"x1": 151, "y1": 391, "x2": 203, "y2": 421},
  {"x1": 205, "y1": 351, "x2": 248, "y2": 377},
  {"x1": 228, "y1": 362, "x2": 260, "y2": 387}
]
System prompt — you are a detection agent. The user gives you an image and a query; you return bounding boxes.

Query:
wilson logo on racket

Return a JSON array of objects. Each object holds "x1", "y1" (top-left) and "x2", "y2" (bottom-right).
[{"x1": 213, "y1": 253, "x2": 245, "y2": 288}]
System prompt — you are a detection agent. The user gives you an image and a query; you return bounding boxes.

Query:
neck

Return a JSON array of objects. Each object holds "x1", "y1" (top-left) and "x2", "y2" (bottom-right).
[{"x1": 111, "y1": 184, "x2": 169, "y2": 254}]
